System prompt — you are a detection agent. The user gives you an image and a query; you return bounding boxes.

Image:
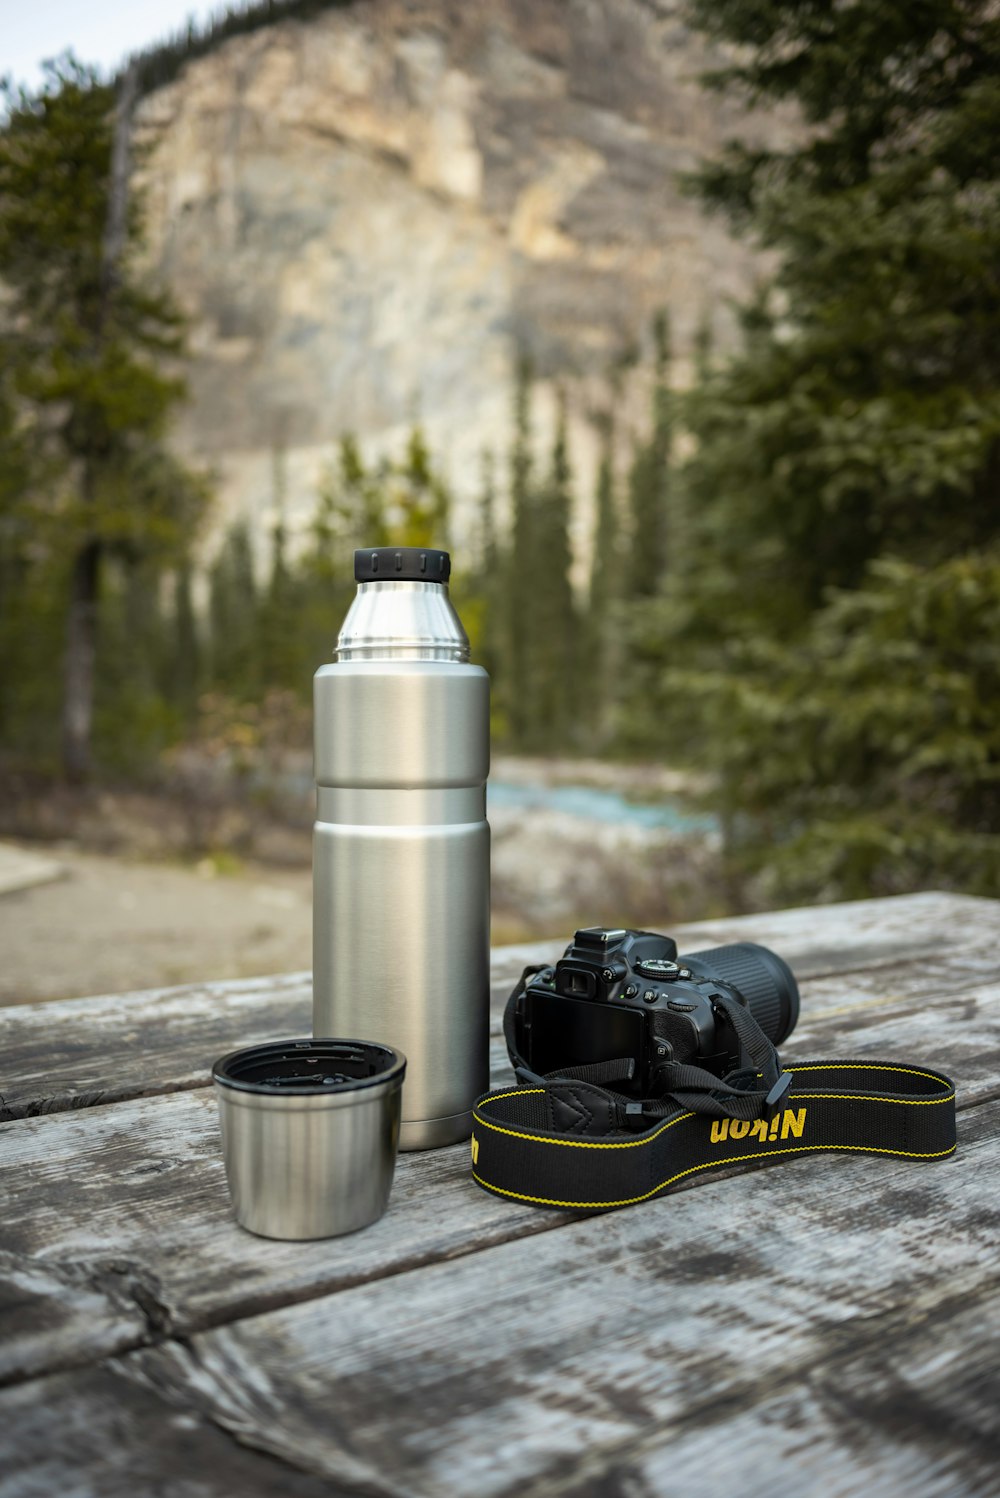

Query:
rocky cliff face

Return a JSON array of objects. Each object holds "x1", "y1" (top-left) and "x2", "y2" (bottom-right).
[{"x1": 136, "y1": 0, "x2": 792, "y2": 556}]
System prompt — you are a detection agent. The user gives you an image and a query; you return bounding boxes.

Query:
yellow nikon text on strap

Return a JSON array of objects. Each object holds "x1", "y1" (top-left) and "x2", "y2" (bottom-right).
[{"x1": 710, "y1": 1107, "x2": 806, "y2": 1144}]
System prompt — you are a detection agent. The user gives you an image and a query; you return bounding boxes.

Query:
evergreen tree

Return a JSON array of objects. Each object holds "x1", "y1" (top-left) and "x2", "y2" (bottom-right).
[
  {"x1": 300, "y1": 428, "x2": 459, "y2": 685},
  {"x1": 529, "y1": 390, "x2": 578, "y2": 750},
  {"x1": 257, "y1": 444, "x2": 307, "y2": 692},
  {"x1": 170, "y1": 561, "x2": 201, "y2": 723},
  {"x1": 92, "y1": 557, "x2": 178, "y2": 771},
  {"x1": 628, "y1": 312, "x2": 672, "y2": 598},
  {"x1": 679, "y1": 0, "x2": 1000, "y2": 624},
  {"x1": 313, "y1": 434, "x2": 390, "y2": 565},
  {"x1": 0, "y1": 60, "x2": 208, "y2": 778},
  {"x1": 388, "y1": 427, "x2": 450, "y2": 547},
  {"x1": 507, "y1": 353, "x2": 536, "y2": 745},
  {"x1": 589, "y1": 411, "x2": 620, "y2": 632},
  {"x1": 639, "y1": 0, "x2": 1000, "y2": 897},
  {"x1": 300, "y1": 435, "x2": 382, "y2": 674},
  {"x1": 588, "y1": 408, "x2": 623, "y2": 747},
  {"x1": 208, "y1": 523, "x2": 258, "y2": 700},
  {"x1": 692, "y1": 552, "x2": 1000, "y2": 900},
  {"x1": 0, "y1": 373, "x2": 64, "y2": 759},
  {"x1": 471, "y1": 448, "x2": 505, "y2": 718},
  {"x1": 258, "y1": 519, "x2": 306, "y2": 692},
  {"x1": 476, "y1": 448, "x2": 499, "y2": 579}
]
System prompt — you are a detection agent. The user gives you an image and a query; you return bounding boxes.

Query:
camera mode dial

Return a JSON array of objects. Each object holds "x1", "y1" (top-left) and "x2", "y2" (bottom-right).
[{"x1": 634, "y1": 958, "x2": 680, "y2": 979}]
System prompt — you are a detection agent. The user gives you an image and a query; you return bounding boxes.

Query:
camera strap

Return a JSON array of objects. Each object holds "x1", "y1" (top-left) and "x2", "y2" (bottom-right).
[{"x1": 470, "y1": 977, "x2": 957, "y2": 1212}]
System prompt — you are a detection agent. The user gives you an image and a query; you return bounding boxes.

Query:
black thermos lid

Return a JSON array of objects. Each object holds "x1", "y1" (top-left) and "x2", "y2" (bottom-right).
[{"x1": 354, "y1": 547, "x2": 451, "y2": 583}]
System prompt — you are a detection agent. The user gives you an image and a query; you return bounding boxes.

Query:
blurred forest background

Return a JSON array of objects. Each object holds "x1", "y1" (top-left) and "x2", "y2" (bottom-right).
[{"x1": 1, "y1": 0, "x2": 998, "y2": 985}]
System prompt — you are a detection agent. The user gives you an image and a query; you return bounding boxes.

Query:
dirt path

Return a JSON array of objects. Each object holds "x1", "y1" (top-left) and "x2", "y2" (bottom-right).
[
  {"x1": 0, "y1": 758, "x2": 719, "y2": 1005},
  {"x1": 0, "y1": 844, "x2": 312, "y2": 1005}
]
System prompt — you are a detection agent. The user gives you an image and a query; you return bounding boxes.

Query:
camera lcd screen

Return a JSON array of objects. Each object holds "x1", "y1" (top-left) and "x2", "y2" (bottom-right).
[{"x1": 525, "y1": 990, "x2": 645, "y2": 1077}]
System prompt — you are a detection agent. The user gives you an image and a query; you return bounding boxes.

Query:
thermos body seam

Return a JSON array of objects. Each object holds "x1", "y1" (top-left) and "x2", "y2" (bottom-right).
[{"x1": 315, "y1": 786, "x2": 487, "y2": 825}]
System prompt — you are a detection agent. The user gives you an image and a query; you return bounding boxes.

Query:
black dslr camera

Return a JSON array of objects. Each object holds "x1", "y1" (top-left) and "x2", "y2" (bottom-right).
[{"x1": 511, "y1": 927, "x2": 800, "y2": 1098}]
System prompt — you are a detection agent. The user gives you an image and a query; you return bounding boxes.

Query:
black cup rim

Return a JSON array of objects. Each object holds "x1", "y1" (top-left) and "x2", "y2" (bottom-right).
[{"x1": 212, "y1": 1038, "x2": 406, "y2": 1097}]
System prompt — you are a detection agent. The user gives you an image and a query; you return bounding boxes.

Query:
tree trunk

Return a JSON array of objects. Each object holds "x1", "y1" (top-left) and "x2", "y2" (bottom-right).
[
  {"x1": 62, "y1": 539, "x2": 101, "y2": 783},
  {"x1": 59, "y1": 67, "x2": 136, "y2": 784}
]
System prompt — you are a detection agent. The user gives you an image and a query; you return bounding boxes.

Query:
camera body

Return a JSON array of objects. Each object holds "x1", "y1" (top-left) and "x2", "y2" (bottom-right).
[{"x1": 512, "y1": 927, "x2": 800, "y2": 1098}]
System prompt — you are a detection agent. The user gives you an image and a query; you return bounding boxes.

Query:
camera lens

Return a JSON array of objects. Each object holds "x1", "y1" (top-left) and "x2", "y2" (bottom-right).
[{"x1": 681, "y1": 942, "x2": 800, "y2": 1045}]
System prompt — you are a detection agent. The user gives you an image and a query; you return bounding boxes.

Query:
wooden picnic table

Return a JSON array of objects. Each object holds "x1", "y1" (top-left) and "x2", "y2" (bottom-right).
[{"x1": 1, "y1": 890, "x2": 999, "y2": 1495}]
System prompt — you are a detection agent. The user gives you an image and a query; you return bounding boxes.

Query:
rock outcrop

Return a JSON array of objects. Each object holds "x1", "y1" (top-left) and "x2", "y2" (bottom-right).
[{"x1": 136, "y1": 0, "x2": 793, "y2": 555}]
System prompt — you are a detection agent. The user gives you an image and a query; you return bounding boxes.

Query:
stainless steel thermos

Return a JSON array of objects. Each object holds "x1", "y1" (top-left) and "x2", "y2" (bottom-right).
[{"x1": 312, "y1": 547, "x2": 490, "y2": 1150}]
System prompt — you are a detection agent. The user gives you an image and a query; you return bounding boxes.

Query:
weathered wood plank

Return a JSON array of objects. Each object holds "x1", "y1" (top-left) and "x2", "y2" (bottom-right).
[
  {"x1": 0, "y1": 1050, "x2": 561, "y2": 1388},
  {"x1": 104, "y1": 1102, "x2": 1000, "y2": 1498},
  {"x1": 3, "y1": 1102, "x2": 997, "y2": 1498},
  {"x1": 0, "y1": 1359, "x2": 344, "y2": 1498},
  {"x1": 599, "y1": 1304, "x2": 1000, "y2": 1498},
  {"x1": 2, "y1": 967, "x2": 999, "y2": 1390},
  {"x1": 0, "y1": 971, "x2": 313, "y2": 1122},
  {"x1": 664, "y1": 889, "x2": 999, "y2": 974},
  {"x1": 1, "y1": 892, "x2": 996, "y2": 1122}
]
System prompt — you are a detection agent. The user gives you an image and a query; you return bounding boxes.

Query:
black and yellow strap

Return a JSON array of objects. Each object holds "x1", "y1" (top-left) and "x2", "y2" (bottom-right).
[{"x1": 470, "y1": 1060, "x2": 957, "y2": 1212}]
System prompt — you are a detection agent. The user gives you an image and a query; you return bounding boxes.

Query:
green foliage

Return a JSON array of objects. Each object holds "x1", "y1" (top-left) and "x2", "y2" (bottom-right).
[
  {"x1": 529, "y1": 391, "x2": 578, "y2": 747},
  {"x1": 93, "y1": 560, "x2": 183, "y2": 772},
  {"x1": 468, "y1": 449, "x2": 508, "y2": 739},
  {"x1": 0, "y1": 59, "x2": 210, "y2": 776},
  {"x1": 197, "y1": 426, "x2": 460, "y2": 720},
  {"x1": 589, "y1": 414, "x2": 621, "y2": 627},
  {"x1": 587, "y1": 409, "x2": 624, "y2": 749},
  {"x1": 687, "y1": 0, "x2": 1000, "y2": 206},
  {"x1": 0, "y1": 546, "x2": 68, "y2": 767},
  {"x1": 675, "y1": 0, "x2": 1000, "y2": 622},
  {"x1": 627, "y1": 312, "x2": 672, "y2": 598},
  {"x1": 507, "y1": 353, "x2": 536, "y2": 746},
  {"x1": 676, "y1": 552, "x2": 1000, "y2": 900},
  {"x1": 383, "y1": 427, "x2": 450, "y2": 548},
  {"x1": 209, "y1": 523, "x2": 259, "y2": 699},
  {"x1": 170, "y1": 563, "x2": 201, "y2": 722},
  {"x1": 501, "y1": 367, "x2": 581, "y2": 752},
  {"x1": 0, "y1": 63, "x2": 200, "y2": 534},
  {"x1": 625, "y1": 0, "x2": 1000, "y2": 898}
]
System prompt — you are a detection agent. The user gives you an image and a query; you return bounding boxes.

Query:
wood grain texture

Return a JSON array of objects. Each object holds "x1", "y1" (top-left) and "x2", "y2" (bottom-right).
[
  {"x1": 2, "y1": 964, "x2": 999, "y2": 1390},
  {"x1": 0, "y1": 1360, "x2": 342, "y2": 1498},
  {"x1": 2, "y1": 892, "x2": 999, "y2": 1498},
  {"x1": 116, "y1": 1102, "x2": 1000, "y2": 1498},
  {"x1": 3, "y1": 1102, "x2": 997, "y2": 1498},
  {"x1": 1, "y1": 892, "x2": 997, "y2": 1121}
]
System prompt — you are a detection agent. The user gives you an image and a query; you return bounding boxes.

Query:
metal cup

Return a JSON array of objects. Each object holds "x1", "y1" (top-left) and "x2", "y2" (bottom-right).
[{"x1": 212, "y1": 1038, "x2": 406, "y2": 1240}]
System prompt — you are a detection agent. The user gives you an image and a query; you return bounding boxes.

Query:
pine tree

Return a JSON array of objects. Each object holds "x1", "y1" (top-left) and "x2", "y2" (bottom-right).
[
  {"x1": 389, "y1": 427, "x2": 450, "y2": 547},
  {"x1": 642, "y1": 0, "x2": 1000, "y2": 897},
  {"x1": 0, "y1": 60, "x2": 208, "y2": 778},
  {"x1": 530, "y1": 390, "x2": 578, "y2": 750},
  {"x1": 588, "y1": 408, "x2": 622, "y2": 748},
  {"x1": 507, "y1": 353, "x2": 536, "y2": 746},
  {"x1": 209, "y1": 523, "x2": 259, "y2": 700},
  {"x1": 472, "y1": 448, "x2": 503, "y2": 689},
  {"x1": 589, "y1": 410, "x2": 620, "y2": 632},
  {"x1": 258, "y1": 519, "x2": 306, "y2": 692},
  {"x1": 170, "y1": 561, "x2": 201, "y2": 723},
  {"x1": 92, "y1": 556, "x2": 178, "y2": 770},
  {"x1": 628, "y1": 312, "x2": 671, "y2": 598}
]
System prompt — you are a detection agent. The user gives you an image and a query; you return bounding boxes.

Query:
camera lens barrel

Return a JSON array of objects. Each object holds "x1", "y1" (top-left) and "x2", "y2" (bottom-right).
[{"x1": 682, "y1": 942, "x2": 800, "y2": 1045}]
